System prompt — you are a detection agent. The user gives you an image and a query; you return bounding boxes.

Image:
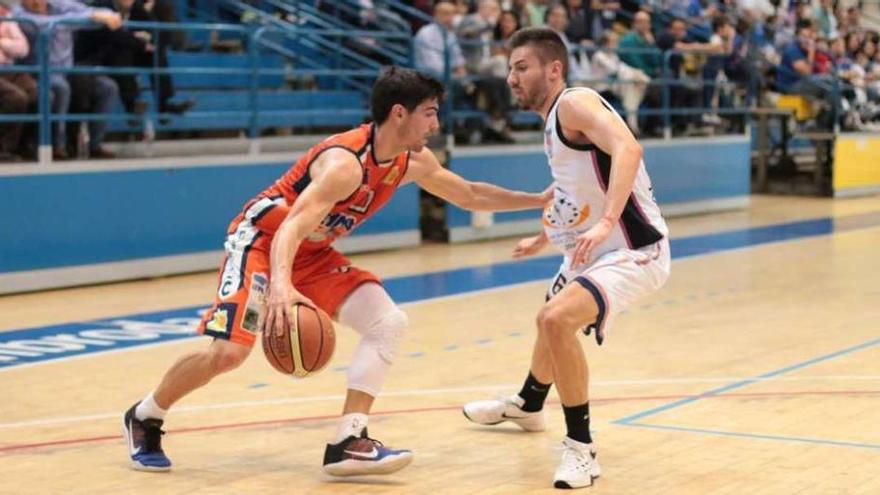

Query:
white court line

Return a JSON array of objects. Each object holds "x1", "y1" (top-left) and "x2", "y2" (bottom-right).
[{"x1": 1, "y1": 375, "x2": 878, "y2": 430}]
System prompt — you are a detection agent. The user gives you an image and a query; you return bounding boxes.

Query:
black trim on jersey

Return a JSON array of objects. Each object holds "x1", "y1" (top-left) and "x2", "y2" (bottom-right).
[
  {"x1": 368, "y1": 123, "x2": 394, "y2": 165},
  {"x1": 237, "y1": 231, "x2": 262, "y2": 292},
  {"x1": 250, "y1": 197, "x2": 282, "y2": 224},
  {"x1": 592, "y1": 148, "x2": 664, "y2": 249},
  {"x1": 552, "y1": 89, "x2": 615, "y2": 152},
  {"x1": 397, "y1": 151, "x2": 411, "y2": 188},
  {"x1": 554, "y1": 101, "x2": 595, "y2": 151},
  {"x1": 291, "y1": 145, "x2": 363, "y2": 202}
]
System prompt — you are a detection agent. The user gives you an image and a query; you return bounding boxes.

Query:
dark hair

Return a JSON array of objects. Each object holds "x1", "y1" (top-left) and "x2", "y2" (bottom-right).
[
  {"x1": 599, "y1": 29, "x2": 616, "y2": 47},
  {"x1": 494, "y1": 10, "x2": 521, "y2": 41},
  {"x1": 543, "y1": 3, "x2": 568, "y2": 24},
  {"x1": 371, "y1": 66, "x2": 444, "y2": 124},
  {"x1": 712, "y1": 16, "x2": 731, "y2": 33},
  {"x1": 796, "y1": 18, "x2": 814, "y2": 32},
  {"x1": 507, "y1": 27, "x2": 569, "y2": 79}
]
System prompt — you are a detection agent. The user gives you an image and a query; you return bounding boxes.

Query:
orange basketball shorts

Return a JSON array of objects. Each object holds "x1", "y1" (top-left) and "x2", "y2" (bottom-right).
[{"x1": 197, "y1": 233, "x2": 379, "y2": 347}]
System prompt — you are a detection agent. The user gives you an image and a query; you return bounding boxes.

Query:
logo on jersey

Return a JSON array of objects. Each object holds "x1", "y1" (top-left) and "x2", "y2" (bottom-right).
[
  {"x1": 308, "y1": 212, "x2": 359, "y2": 242},
  {"x1": 542, "y1": 191, "x2": 590, "y2": 229},
  {"x1": 382, "y1": 165, "x2": 401, "y2": 185}
]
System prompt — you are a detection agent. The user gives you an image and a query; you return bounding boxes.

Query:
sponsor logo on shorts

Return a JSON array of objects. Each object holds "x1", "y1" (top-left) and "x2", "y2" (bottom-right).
[
  {"x1": 205, "y1": 303, "x2": 237, "y2": 335},
  {"x1": 242, "y1": 273, "x2": 268, "y2": 334}
]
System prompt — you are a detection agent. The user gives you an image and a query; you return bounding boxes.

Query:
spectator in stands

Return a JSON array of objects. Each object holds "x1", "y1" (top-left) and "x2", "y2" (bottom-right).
[
  {"x1": 845, "y1": 31, "x2": 863, "y2": 58},
  {"x1": 589, "y1": 1, "x2": 619, "y2": 41},
  {"x1": 813, "y1": 0, "x2": 838, "y2": 40},
  {"x1": 414, "y1": 1, "x2": 467, "y2": 80},
  {"x1": 813, "y1": 36, "x2": 834, "y2": 75},
  {"x1": 458, "y1": 0, "x2": 514, "y2": 141},
  {"x1": 778, "y1": 21, "x2": 842, "y2": 129},
  {"x1": 831, "y1": 35, "x2": 869, "y2": 124},
  {"x1": 524, "y1": 0, "x2": 550, "y2": 28},
  {"x1": 458, "y1": 0, "x2": 500, "y2": 75},
  {"x1": 591, "y1": 29, "x2": 650, "y2": 133},
  {"x1": 76, "y1": 0, "x2": 194, "y2": 121},
  {"x1": 619, "y1": 10, "x2": 660, "y2": 77},
  {"x1": 656, "y1": 17, "x2": 729, "y2": 130},
  {"x1": 563, "y1": 0, "x2": 591, "y2": 45},
  {"x1": 840, "y1": 6, "x2": 861, "y2": 35},
  {"x1": 482, "y1": 9, "x2": 520, "y2": 77},
  {"x1": 545, "y1": 3, "x2": 593, "y2": 83},
  {"x1": 702, "y1": 16, "x2": 745, "y2": 112},
  {"x1": 0, "y1": 0, "x2": 37, "y2": 161},
  {"x1": 415, "y1": 0, "x2": 512, "y2": 143},
  {"x1": 14, "y1": 0, "x2": 122, "y2": 159}
]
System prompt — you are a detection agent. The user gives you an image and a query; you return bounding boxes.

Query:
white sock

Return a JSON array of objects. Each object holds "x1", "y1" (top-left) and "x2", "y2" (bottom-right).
[
  {"x1": 134, "y1": 391, "x2": 167, "y2": 421},
  {"x1": 333, "y1": 413, "x2": 368, "y2": 444}
]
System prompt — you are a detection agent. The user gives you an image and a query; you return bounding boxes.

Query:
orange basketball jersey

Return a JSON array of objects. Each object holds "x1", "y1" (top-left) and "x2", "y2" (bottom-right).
[{"x1": 230, "y1": 123, "x2": 410, "y2": 253}]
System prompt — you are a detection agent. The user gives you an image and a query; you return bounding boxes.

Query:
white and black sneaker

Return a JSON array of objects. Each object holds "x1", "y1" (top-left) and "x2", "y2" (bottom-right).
[
  {"x1": 553, "y1": 437, "x2": 601, "y2": 489},
  {"x1": 462, "y1": 395, "x2": 546, "y2": 432},
  {"x1": 322, "y1": 430, "x2": 413, "y2": 476}
]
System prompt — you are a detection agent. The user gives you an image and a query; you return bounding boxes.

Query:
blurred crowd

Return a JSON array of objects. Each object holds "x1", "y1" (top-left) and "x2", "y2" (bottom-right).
[
  {"x1": 407, "y1": 0, "x2": 880, "y2": 136},
  {"x1": 0, "y1": 0, "x2": 191, "y2": 162},
  {"x1": 1, "y1": 1, "x2": 878, "y2": 161}
]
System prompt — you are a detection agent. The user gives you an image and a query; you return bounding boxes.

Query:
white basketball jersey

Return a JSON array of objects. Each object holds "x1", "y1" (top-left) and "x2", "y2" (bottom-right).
[{"x1": 542, "y1": 87, "x2": 668, "y2": 264}]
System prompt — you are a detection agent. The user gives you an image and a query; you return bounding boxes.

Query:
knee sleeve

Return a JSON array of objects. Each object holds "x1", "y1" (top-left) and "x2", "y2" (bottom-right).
[
  {"x1": 361, "y1": 307, "x2": 409, "y2": 364},
  {"x1": 344, "y1": 306, "x2": 409, "y2": 397}
]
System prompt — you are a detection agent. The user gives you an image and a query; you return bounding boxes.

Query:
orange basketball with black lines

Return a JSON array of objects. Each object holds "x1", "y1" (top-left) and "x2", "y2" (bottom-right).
[{"x1": 262, "y1": 304, "x2": 335, "y2": 377}]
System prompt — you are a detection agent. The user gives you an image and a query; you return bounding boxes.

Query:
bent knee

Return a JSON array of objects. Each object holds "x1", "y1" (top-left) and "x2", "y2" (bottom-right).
[
  {"x1": 368, "y1": 306, "x2": 409, "y2": 363},
  {"x1": 536, "y1": 306, "x2": 583, "y2": 339},
  {"x1": 208, "y1": 341, "x2": 250, "y2": 373}
]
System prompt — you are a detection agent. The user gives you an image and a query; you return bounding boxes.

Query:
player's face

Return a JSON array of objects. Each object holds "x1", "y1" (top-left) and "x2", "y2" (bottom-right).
[
  {"x1": 507, "y1": 47, "x2": 552, "y2": 111},
  {"x1": 401, "y1": 99, "x2": 440, "y2": 152}
]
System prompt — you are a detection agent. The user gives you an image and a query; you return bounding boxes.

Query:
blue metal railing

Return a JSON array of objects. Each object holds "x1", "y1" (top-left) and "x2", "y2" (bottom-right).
[{"x1": 0, "y1": 14, "x2": 853, "y2": 164}]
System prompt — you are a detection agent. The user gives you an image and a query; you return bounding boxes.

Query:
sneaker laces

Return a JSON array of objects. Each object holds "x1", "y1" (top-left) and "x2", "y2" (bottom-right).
[
  {"x1": 140, "y1": 419, "x2": 166, "y2": 453},
  {"x1": 555, "y1": 442, "x2": 594, "y2": 470}
]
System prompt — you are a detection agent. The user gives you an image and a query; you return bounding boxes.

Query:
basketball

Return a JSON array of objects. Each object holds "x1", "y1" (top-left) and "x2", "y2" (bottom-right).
[{"x1": 261, "y1": 304, "x2": 336, "y2": 378}]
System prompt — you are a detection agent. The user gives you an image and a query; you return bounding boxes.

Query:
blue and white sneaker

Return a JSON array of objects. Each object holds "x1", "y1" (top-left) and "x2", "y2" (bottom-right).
[
  {"x1": 122, "y1": 403, "x2": 172, "y2": 472},
  {"x1": 322, "y1": 430, "x2": 413, "y2": 476}
]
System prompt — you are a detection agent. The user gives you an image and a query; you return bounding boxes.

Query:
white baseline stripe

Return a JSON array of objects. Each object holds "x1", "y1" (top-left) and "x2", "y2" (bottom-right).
[{"x1": 1, "y1": 375, "x2": 878, "y2": 430}]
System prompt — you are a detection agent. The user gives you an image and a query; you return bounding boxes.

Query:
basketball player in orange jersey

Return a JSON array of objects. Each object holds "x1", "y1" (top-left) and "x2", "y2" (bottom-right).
[
  {"x1": 122, "y1": 67, "x2": 552, "y2": 476},
  {"x1": 462, "y1": 29, "x2": 670, "y2": 489}
]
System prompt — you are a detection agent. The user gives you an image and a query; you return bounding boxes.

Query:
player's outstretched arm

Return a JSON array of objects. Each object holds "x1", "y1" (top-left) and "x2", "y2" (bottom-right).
[
  {"x1": 558, "y1": 91, "x2": 644, "y2": 265},
  {"x1": 404, "y1": 148, "x2": 551, "y2": 211},
  {"x1": 262, "y1": 149, "x2": 362, "y2": 337}
]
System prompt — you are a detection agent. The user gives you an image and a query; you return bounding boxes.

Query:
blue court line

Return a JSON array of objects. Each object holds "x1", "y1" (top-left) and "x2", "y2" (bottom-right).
[
  {"x1": 613, "y1": 336, "x2": 880, "y2": 450},
  {"x1": 1, "y1": 211, "x2": 879, "y2": 369},
  {"x1": 614, "y1": 336, "x2": 880, "y2": 424},
  {"x1": 621, "y1": 422, "x2": 880, "y2": 450},
  {"x1": 381, "y1": 212, "x2": 880, "y2": 305}
]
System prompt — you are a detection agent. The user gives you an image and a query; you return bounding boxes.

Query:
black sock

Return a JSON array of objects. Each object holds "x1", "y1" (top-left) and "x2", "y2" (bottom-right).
[
  {"x1": 563, "y1": 402, "x2": 592, "y2": 444},
  {"x1": 517, "y1": 372, "x2": 551, "y2": 412}
]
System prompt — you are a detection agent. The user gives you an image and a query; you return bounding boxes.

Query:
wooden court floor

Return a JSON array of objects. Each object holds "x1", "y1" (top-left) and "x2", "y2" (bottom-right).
[{"x1": 1, "y1": 195, "x2": 879, "y2": 494}]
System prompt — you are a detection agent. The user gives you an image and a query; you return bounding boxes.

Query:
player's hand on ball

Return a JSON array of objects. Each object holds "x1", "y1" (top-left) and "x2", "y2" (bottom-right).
[
  {"x1": 263, "y1": 282, "x2": 315, "y2": 338},
  {"x1": 512, "y1": 232, "x2": 549, "y2": 259},
  {"x1": 572, "y1": 218, "x2": 613, "y2": 267}
]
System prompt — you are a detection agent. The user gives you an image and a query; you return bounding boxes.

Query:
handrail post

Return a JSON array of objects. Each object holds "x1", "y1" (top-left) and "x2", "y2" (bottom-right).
[
  {"x1": 441, "y1": 28, "x2": 453, "y2": 142},
  {"x1": 248, "y1": 26, "x2": 264, "y2": 156},
  {"x1": 661, "y1": 50, "x2": 672, "y2": 140},
  {"x1": 37, "y1": 25, "x2": 52, "y2": 164}
]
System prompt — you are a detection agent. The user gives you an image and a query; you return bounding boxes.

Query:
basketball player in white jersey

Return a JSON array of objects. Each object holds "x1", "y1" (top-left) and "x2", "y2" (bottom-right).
[{"x1": 462, "y1": 28, "x2": 671, "y2": 489}]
